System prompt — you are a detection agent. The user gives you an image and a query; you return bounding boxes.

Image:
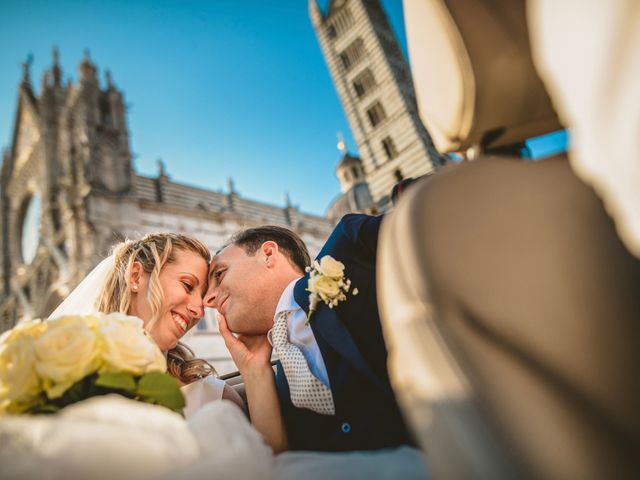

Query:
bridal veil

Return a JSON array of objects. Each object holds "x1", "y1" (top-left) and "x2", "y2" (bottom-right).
[{"x1": 47, "y1": 255, "x2": 115, "y2": 320}]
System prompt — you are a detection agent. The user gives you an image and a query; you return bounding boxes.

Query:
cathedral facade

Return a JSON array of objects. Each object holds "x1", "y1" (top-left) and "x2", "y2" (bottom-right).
[
  {"x1": 311, "y1": 0, "x2": 444, "y2": 211},
  {"x1": 0, "y1": 50, "x2": 333, "y2": 346}
]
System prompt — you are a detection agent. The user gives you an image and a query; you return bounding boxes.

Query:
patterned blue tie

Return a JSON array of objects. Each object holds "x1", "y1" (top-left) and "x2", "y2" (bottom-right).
[{"x1": 269, "y1": 310, "x2": 335, "y2": 415}]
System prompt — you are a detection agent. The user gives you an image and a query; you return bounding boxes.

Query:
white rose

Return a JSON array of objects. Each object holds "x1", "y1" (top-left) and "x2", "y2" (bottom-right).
[
  {"x1": 0, "y1": 320, "x2": 46, "y2": 409},
  {"x1": 97, "y1": 313, "x2": 166, "y2": 375},
  {"x1": 317, "y1": 256, "x2": 345, "y2": 278},
  {"x1": 34, "y1": 315, "x2": 101, "y2": 399},
  {"x1": 0, "y1": 318, "x2": 45, "y2": 344},
  {"x1": 308, "y1": 274, "x2": 342, "y2": 302}
]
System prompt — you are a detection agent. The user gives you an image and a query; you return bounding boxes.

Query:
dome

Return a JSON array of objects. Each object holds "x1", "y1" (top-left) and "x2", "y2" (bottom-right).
[{"x1": 326, "y1": 182, "x2": 376, "y2": 223}]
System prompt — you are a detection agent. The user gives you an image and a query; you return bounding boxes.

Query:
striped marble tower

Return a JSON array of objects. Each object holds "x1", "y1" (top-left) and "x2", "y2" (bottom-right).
[{"x1": 310, "y1": 0, "x2": 444, "y2": 207}]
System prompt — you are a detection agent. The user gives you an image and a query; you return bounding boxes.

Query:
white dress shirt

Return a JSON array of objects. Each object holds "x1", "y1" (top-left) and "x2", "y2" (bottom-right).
[{"x1": 269, "y1": 278, "x2": 331, "y2": 388}]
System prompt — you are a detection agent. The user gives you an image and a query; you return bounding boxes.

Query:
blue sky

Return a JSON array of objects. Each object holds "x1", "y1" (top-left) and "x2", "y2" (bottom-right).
[
  {"x1": 0, "y1": 1, "x2": 564, "y2": 216},
  {"x1": 0, "y1": 0, "x2": 409, "y2": 216}
]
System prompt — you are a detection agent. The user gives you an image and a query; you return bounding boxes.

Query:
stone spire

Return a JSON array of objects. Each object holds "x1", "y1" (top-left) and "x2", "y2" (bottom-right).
[
  {"x1": 284, "y1": 191, "x2": 298, "y2": 226},
  {"x1": 20, "y1": 54, "x2": 33, "y2": 90},
  {"x1": 105, "y1": 69, "x2": 114, "y2": 89},
  {"x1": 41, "y1": 71, "x2": 51, "y2": 92},
  {"x1": 79, "y1": 49, "x2": 98, "y2": 84},
  {"x1": 156, "y1": 158, "x2": 168, "y2": 178},
  {"x1": 154, "y1": 158, "x2": 168, "y2": 202},
  {"x1": 226, "y1": 178, "x2": 238, "y2": 210},
  {"x1": 51, "y1": 46, "x2": 62, "y2": 86}
]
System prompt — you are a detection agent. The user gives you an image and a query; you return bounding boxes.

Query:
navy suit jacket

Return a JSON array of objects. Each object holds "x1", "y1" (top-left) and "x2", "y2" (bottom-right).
[{"x1": 275, "y1": 214, "x2": 415, "y2": 451}]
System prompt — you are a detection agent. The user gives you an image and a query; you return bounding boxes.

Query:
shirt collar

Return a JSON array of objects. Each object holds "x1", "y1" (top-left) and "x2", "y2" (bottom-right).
[
  {"x1": 274, "y1": 277, "x2": 302, "y2": 319},
  {"x1": 268, "y1": 278, "x2": 302, "y2": 347}
]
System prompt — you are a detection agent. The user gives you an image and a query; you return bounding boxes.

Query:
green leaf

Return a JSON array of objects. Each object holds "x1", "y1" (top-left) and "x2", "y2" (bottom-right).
[
  {"x1": 95, "y1": 372, "x2": 136, "y2": 392},
  {"x1": 30, "y1": 403, "x2": 62, "y2": 414},
  {"x1": 136, "y1": 372, "x2": 185, "y2": 411},
  {"x1": 56, "y1": 375, "x2": 94, "y2": 404}
]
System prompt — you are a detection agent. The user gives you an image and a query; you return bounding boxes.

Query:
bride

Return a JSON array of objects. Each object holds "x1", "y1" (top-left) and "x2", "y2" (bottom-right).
[{"x1": 49, "y1": 232, "x2": 245, "y2": 417}]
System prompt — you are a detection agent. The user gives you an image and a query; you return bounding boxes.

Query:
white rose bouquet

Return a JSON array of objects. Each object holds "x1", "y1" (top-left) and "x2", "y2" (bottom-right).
[{"x1": 0, "y1": 312, "x2": 184, "y2": 415}]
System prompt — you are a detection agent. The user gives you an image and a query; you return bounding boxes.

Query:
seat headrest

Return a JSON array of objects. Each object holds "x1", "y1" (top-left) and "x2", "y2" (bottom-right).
[{"x1": 404, "y1": 0, "x2": 562, "y2": 153}]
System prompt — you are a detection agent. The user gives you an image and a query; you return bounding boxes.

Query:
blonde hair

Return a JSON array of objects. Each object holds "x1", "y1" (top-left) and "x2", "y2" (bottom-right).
[{"x1": 96, "y1": 233, "x2": 216, "y2": 384}]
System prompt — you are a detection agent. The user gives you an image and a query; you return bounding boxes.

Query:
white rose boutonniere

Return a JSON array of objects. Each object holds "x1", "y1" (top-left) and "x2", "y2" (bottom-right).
[{"x1": 305, "y1": 255, "x2": 358, "y2": 324}]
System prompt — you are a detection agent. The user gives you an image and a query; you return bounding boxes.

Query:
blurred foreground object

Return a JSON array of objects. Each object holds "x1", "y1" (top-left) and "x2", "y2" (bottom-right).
[
  {"x1": 527, "y1": 0, "x2": 640, "y2": 257},
  {"x1": 378, "y1": 0, "x2": 640, "y2": 478},
  {"x1": 0, "y1": 396, "x2": 273, "y2": 480},
  {"x1": 403, "y1": 0, "x2": 560, "y2": 154},
  {"x1": 0, "y1": 313, "x2": 180, "y2": 414}
]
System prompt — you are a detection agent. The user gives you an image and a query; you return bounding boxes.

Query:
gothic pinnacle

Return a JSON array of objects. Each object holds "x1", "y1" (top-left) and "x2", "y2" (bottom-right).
[
  {"x1": 79, "y1": 48, "x2": 97, "y2": 83},
  {"x1": 52, "y1": 45, "x2": 62, "y2": 85},
  {"x1": 21, "y1": 53, "x2": 33, "y2": 86}
]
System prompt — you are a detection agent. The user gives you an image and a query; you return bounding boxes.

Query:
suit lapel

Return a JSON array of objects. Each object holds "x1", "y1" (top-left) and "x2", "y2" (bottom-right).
[
  {"x1": 293, "y1": 276, "x2": 310, "y2": 312},
  {"x1": 294, "y1": 277, "x2": 384, "y2": 390}
]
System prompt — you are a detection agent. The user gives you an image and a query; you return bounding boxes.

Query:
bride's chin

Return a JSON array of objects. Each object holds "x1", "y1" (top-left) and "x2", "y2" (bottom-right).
[{"x1": 158, "y1": 337, "x2": 178, "y2": 352}]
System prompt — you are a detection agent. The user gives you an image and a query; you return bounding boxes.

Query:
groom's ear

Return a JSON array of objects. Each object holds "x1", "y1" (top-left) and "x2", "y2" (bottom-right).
[{"x1": 260, "y1": 241, "x2": 279, "y2": 268}]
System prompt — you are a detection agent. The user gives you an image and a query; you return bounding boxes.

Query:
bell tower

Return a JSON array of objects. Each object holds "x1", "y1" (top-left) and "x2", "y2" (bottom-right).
[{"x1": 310, "y1": 0, "x2": 444, "y2": 208}]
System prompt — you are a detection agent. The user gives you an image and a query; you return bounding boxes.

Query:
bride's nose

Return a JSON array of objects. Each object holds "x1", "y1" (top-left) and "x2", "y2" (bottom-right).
[{"x1": 187, "y1": 301, "x2": 203, "y2": 318}]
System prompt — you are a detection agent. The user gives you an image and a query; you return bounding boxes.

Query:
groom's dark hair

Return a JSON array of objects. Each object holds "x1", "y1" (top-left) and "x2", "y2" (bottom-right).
[{"x1": 227, "y1": 226, "x2": 311, "y2": 274}]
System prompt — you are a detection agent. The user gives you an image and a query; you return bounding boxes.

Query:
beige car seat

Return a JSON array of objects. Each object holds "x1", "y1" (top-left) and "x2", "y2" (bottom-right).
[{"x1": 378, "y1": 0, "x2": 640, "y2": 478}]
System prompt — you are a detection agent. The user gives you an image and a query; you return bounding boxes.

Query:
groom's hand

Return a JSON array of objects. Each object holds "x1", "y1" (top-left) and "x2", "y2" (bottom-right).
[{"x1": 218, "y1": 314, "x2": 272, "y2": 374}]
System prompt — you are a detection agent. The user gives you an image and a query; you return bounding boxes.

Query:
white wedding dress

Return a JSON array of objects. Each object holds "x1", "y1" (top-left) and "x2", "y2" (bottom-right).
[
  {"x1": 181, "y1": 375, "x2": 226, "y2": 418},
  {"x1": 0, "y1": 395, "x2": 274, "y2": 480},
  {"x1": 0, "y1": 394, "x2": 428, "y2": 480}
]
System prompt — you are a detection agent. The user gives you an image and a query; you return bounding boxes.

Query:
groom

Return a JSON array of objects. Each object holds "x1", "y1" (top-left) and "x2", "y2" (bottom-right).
[{"x1": 205, "y1": 214, "x2": 415, "y2": 452}]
